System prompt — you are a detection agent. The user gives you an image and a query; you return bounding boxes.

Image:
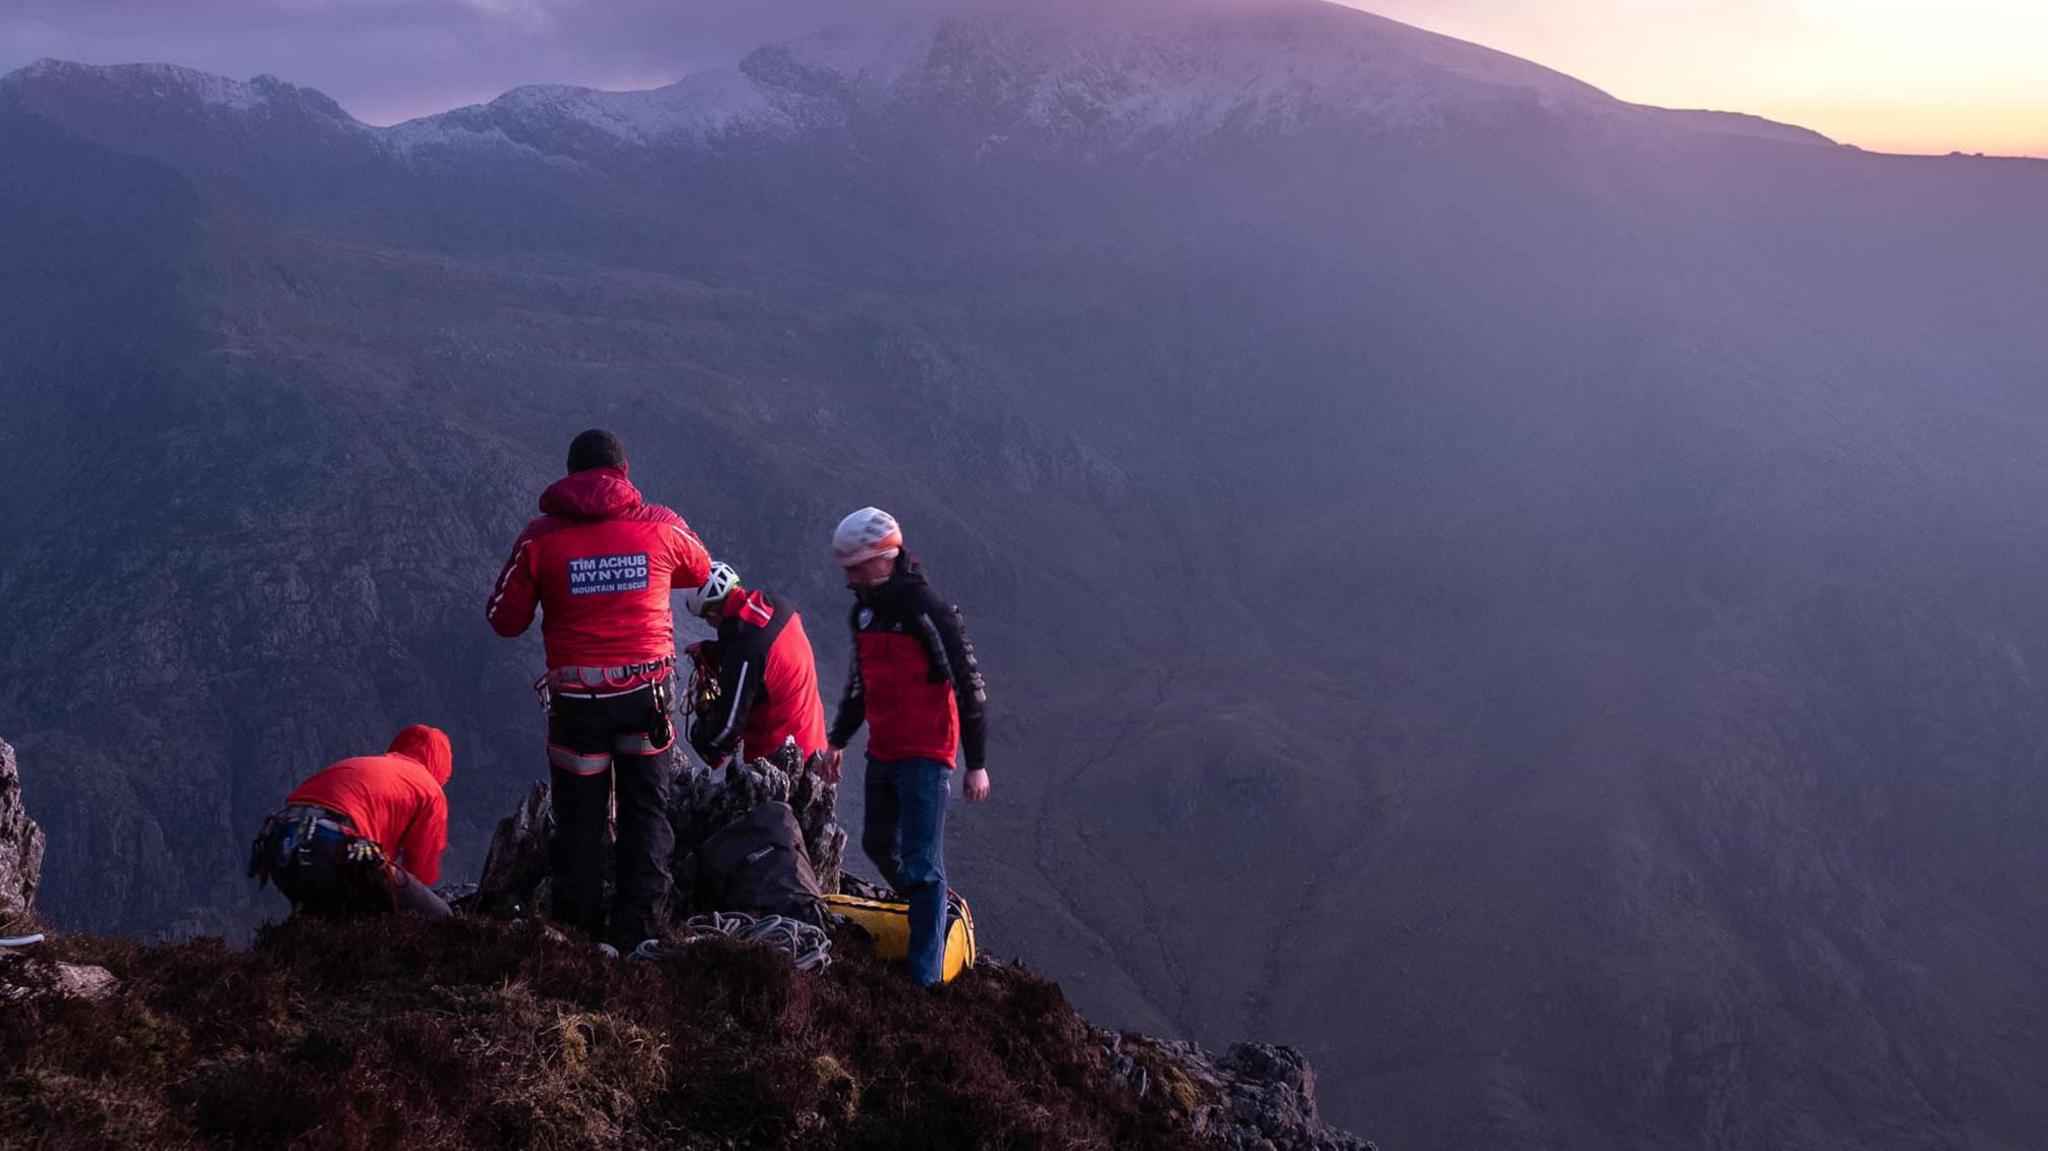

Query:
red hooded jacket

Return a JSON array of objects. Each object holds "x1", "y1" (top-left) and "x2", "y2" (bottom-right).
[
  {"x1": 486, "y1": 466, "x2": 712, "y2": 674},
  {"x1": 285, "y1": 725, "x2": 452, "y2": 885}
]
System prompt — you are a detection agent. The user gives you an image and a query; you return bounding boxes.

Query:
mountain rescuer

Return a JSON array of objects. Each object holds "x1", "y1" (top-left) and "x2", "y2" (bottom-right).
[
  {"x1": 683, "y1": 562, "x2": 829, "y2": 767},
  {"x1": 248, "y1": 724, "x2": 454, "y2": 919},
  {"x1": 486, "y1": 429, "x2": 713, "y2": 953},
  {"x1": 817, "y1": 507, "x2": 989, "y2": 986}
]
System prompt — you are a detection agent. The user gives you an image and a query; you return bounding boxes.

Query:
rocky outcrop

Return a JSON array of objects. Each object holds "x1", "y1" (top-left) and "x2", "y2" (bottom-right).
[
  {"x1": 0, "y1": 737, "x2": 111, "y2": 1003},
  {"x1": 1105, "y1": 1033, "x2": 1377, "y2": 1151},
  {"x1": 474, "y1": 744, "x2": 849, "y2": 923},
  {"x1": 669, "y1": 747, "x2": 848, "y2": 904},
  {"x1": 1, "y1": 737, "x2": 46, "y2": 935},
  {"x1": 469, "y1": 779, "x2": 552, "y2": 917},
  {"x1": 0, "y1": 950, "x2": 117, "y2": 1002}
]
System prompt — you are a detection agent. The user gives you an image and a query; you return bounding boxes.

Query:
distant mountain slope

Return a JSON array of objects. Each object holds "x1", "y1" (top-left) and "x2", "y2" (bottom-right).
[{"x1": 4, "y1": 3, "x2": 2047, "y2": 1149}]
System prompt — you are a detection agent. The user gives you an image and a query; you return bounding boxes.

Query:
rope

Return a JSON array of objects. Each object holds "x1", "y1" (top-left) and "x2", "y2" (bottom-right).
[{"x1": 630, "y1": 912, "x2": 832, "y2": 972}]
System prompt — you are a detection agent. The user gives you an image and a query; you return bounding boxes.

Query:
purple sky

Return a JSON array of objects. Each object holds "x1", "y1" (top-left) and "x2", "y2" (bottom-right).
[{"x1": 3, "y1": 0, "x2": 2041, "y2": 155}]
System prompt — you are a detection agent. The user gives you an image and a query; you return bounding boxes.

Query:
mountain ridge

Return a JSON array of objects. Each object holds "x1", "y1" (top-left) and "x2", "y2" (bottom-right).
[{"x1": 4, "y1": 3, "x2": 1843, "y2": 160}]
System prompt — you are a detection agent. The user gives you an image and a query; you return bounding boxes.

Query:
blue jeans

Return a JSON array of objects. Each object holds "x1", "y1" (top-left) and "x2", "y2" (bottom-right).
[{"x1": 862, "y1": 756, "x2": 950, "y2": 986}]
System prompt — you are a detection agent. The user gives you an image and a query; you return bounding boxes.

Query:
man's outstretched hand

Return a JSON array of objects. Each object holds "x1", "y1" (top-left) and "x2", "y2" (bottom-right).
[
  {"x1": 964, "y1": 767, "x2": 991, "y2": 804},
  {"x1": 818, "y1": 745, "x2": 845, "y2": 784}
]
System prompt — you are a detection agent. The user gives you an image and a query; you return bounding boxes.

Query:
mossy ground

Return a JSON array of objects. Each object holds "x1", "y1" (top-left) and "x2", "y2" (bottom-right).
[{"x1": 0, "y1": 917, "x2": 1202, "y2": 1150}]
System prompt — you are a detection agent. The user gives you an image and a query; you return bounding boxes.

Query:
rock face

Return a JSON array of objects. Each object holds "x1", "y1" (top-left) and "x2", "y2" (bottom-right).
[
  {"x1": 474, "y1": 744, "x2": 849, "y2": 924},
  {"x1": 1106, "y1": 1033, "x2": 1376, "y2": 1151},
  {"x1": 0, "y1": 738, "x2": 46, "y2": 934},
  {"x1": 0, "y1": 740, "x2": 102, "y2": 1004},
  {"x1": 470, "y1": 779, "x2": 552, "y2": 917}
]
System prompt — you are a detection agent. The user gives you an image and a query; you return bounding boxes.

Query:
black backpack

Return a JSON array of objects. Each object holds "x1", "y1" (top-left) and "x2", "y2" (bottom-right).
[{"x1": 695, "y1": 801, "x2": 825, "y2": 926}]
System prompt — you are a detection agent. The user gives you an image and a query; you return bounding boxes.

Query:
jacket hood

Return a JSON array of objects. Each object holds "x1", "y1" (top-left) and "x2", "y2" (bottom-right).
[
  {"x1": 388, "y1": 724, "x2": 453, "y2": 787},
  {"x1": 539, "y1": 466, "x2": 641, "y2": 521}
]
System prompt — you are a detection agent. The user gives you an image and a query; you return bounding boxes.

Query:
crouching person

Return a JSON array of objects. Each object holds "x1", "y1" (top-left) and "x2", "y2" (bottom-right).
[{"x1": 248, "y1": 724, "x2": 454, "y2": 919}]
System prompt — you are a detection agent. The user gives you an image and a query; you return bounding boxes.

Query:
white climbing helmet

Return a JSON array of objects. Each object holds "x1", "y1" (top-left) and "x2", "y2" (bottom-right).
[
  {"x1": 832, "y1": 507, "x2": 903, "y2": 567},
  {"x1": 683, "y1": 562, "x2": 741, "y2": 617}
]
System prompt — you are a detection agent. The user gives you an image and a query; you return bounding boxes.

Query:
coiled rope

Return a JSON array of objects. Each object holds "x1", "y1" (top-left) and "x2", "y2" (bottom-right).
[{"x1": 631, "y1": 912, "x2": 831, "y2": 972}]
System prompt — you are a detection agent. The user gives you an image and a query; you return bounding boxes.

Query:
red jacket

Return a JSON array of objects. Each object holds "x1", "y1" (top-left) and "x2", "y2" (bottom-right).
[
  {"x1": 486, "y1": 467, "x2": 712, "y2": 673},
  {"x1": 828, "y1": 555, "x2": 988, "y2": 770},
  {"x1": 689, "y1": 589, "x2": 828, "y2": 762},
  {"x1": 285, "y1": 725, "x2": 452, "y2": 885}
]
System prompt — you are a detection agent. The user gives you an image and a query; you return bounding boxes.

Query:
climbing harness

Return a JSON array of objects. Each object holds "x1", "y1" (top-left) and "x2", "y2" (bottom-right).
[
  {"x1": 247, "y1": 805, "x2": 356, "y2": 887},
  {"x1": 536, "y1": 656, "x2": 676, "y2": 712},
  {"x1": 543, "y1": 657, "x2": 675, "y2": 694}
]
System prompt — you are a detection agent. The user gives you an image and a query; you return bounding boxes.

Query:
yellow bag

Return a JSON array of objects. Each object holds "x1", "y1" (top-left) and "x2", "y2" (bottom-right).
[{"x1": 825, "y1": 889, "x2": 977, "y2": 982}]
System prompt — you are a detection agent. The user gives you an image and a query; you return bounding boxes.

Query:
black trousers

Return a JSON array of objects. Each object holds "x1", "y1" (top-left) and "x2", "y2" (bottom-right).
[
  {"x1": 547, "y1": 686, "x2": 675, "y2": 947},
  {"x1": 265, "y1": 824, "x2": 452, "y2": 919}
]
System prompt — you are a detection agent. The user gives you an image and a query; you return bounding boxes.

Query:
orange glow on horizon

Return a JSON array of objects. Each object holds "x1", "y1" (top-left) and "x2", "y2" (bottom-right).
[{"x1": 1346, "y1": 0, "x2": 2048, "y2": 158}]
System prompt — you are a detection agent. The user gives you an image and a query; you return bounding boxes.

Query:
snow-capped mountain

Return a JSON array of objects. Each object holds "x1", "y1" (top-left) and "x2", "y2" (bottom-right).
[
  {"x1": 5, "y1": 2, "x2": 1831, "y2": 170},
  {"x1": 0, "y1": 57, "x2": 357, "y2": 136},
  {"x1": 389, "y1": 6, "x2": 1831, "y2": 158}
]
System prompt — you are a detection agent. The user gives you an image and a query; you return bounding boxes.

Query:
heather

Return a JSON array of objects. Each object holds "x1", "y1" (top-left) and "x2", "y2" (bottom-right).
[{"x1": 1, "y1": 916, "x2": 1200, "y2": 1151}]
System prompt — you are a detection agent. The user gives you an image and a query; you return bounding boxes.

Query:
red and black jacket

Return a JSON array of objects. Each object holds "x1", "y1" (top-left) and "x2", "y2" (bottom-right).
[
  {"x1": 828, "y1": 554, "x2": 988, "y2": 771},
  {"x1": 689, "y1": 589, "x2": 829, "y2": 763},
  {"x1": 485, "y1": 466, "x2": 712, "y2": 681}
]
